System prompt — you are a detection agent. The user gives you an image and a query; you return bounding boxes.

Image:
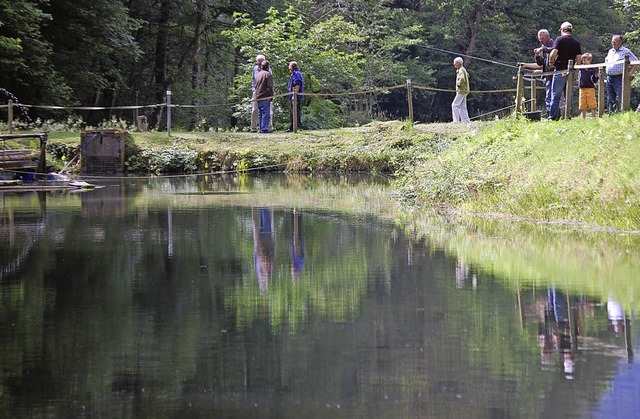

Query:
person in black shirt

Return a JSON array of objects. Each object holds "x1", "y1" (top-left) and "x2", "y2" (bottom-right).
[{"x1": 547, "y1": 22, "x2": 582, "y2": 120}]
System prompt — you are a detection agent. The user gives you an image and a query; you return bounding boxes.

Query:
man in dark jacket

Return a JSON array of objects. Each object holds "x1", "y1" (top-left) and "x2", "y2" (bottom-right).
[{"x1": 254, "y1": 61, "x2": 274, "y2": 133}]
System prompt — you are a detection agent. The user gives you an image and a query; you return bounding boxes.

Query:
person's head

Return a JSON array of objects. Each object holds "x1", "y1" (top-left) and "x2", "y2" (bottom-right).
[
  {"x1": 612, "y1": 35, "x2": 624, "y2": 50},
  {"x1": 261, "y1": 60, "x2": 270, "y2": 71},
  {"x1": 453, "y1": 57, "x2": 464, "y2": 69},
  {"x1": 288, "y1": 61, "x2": 298, "y2": 72},
  {"x1": 537, "y1": 29, "x2": 550, "y2": 44},
  {"x1": 256, "y1": 54, "x2": 266, "y2": 65},
  {"x1": 560, "y1": 21, "x2": 572, "y2": 34},
  {"x1": 581, "y1": 52, "x2": 593, "y2": 64}
]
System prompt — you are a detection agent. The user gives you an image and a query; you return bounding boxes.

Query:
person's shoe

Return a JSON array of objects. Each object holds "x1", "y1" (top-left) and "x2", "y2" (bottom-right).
[
  {"x1": 285, "y1": 128, "x2": 293, "y2": 132},
  {"x1": 250, "y1": 128, "x2": 257, "y2": 133}
]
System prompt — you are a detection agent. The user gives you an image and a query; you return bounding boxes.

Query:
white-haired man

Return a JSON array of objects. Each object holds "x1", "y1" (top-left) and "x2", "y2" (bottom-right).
[
  {"x1": 251, "y1": 54, "x2": 274, "y2": 132},
  {"x1": 452, "y1": 57, "x2": 470, "y2": 123},
  {"x1": 605, "y1": 35, "x2": 639, "y2": 113},
  {"x1": 519, "y1": 29, "x2": 555, "y2": 114}
]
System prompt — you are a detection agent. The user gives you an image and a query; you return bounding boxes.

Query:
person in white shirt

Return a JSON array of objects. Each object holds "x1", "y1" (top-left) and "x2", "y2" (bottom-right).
[{"x1": 604, "y1": 35, "x2": 639, "y2": 113}]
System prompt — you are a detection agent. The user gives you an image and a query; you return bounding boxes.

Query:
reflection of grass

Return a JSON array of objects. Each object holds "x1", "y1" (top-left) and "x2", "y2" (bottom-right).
[
  {"x1": 130, "y1": 174, "x2": 399, "y2": 220},
  {"x1": 399, "y1": 210, "x2": 640, "y2": 311}
]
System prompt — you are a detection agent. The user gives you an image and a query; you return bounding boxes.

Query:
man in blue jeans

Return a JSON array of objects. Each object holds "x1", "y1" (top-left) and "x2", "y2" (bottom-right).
[
  {"x1": 547, "y1": 22, "x2": 582, "y2": 120},
  {"x1": 604, "y1": 35, "x2": 639, "y2": 113},
  {"x1": 254, "y1": 61, "x2": 274, "y2": 133},
  {"x1": 287, "y1": 61, "x2": 304, "y2": 132}
]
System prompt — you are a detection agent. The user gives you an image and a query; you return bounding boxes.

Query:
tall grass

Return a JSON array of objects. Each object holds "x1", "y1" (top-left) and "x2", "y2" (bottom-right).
[{"x1": 398, "y1": 113, "x2": 640, "y2": 231}]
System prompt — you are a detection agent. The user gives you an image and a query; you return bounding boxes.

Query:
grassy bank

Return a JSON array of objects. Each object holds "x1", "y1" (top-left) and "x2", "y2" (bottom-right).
[
  {"x1": 396, "y1": 113, "x2": 640, "y2": 231},
  {"x1": 48, "y1": 122, "x2": 470, "y2": 175},
  {"x1": 46, "y1": 113, "x2": 640, "y2": 231}
]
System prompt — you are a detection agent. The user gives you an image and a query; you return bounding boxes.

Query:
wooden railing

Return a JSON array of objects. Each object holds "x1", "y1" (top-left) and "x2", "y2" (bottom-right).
[{"x1": 516, "y1": 55, "x2": 637, "y2": 119}]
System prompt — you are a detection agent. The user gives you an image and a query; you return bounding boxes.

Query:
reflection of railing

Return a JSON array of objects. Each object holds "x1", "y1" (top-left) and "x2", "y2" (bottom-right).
[
  {"x1": 0, "y1": 241, "x2": 33, "y2": 280},
  {"x1": 0, "y1": 221, "x2": 46, "y2": 280}
]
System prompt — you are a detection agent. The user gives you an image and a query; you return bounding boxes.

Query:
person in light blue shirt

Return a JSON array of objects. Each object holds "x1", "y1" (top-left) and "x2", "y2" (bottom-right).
[{"x1": 604, "y1": 35, "x2": 639, "y2": 113}]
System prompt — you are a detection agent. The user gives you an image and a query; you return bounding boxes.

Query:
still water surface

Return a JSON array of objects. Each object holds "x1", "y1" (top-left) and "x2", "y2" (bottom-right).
[{"x1": 0, "y1": 175, "x2": 638, "y2": 418}]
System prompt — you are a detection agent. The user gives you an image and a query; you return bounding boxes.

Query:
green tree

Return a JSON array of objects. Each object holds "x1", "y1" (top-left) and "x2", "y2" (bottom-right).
[
  {"x1": 0, "y1": 0, "x2": 72, "y2": 119},
  {"x1": 224, "y1": 6, "x2": 365, "y2": 129},
  {"x1": 286, "y1": 0, "x2": 429, "y2": 122},
  {"x1": 42, "y1": 0, "x2": 142, "y2": 123}
]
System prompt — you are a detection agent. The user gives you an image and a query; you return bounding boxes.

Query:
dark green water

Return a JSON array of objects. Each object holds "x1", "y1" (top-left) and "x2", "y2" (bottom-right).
[{"x1": 0, "y1": 175, "x2": 638, "y2": 418}]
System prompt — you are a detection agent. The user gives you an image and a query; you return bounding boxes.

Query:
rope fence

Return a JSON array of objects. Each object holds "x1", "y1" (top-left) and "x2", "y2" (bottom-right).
[{"x1": 2, "y1": 57, "x2": 638, "y2": 134}]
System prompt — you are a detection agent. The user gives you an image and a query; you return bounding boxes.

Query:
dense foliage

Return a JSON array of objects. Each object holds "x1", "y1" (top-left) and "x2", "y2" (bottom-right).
[{"x1": 1, "y1": 0, "x2": 638, "y2": 129}]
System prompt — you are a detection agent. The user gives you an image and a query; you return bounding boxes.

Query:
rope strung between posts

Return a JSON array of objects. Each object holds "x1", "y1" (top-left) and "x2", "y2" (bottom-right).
[
  {"x1": 0, "y1": 82, "x2": 517, "y2": 112},
  {"x1": 412, "y1": 84, "x2": 516, "y2": 94},
  {"x1": 415, "y1": 44, "x2": 520, "y2": 69}
]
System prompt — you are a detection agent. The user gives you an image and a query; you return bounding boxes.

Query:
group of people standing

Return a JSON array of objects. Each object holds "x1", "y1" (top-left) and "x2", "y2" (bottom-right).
[
  {"x1": 251, "y1": 55, "x2": 304, "y2": 133},
  {"x1": 453, "y1": 22, "x2": 639, "y2": 123},
  {"x1": 521, "y1": 22, "x2": 638, "y2": 120}
]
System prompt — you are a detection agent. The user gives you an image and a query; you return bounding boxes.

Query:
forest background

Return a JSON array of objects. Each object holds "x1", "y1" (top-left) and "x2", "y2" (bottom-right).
[{"x1": 2, "y1": 0, "x2": 640, "y2": 132}]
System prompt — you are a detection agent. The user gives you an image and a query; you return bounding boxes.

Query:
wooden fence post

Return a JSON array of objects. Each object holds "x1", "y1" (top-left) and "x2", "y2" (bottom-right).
[
  {"x1": 36, "y1": 133, "x2": 47, "y2": 179},
  {"x1": 292, "y1": 92, "x2": 298, "y2": 133},
  {"x1": 530, "y1": 78, "x2": 537, "y2": 112},
  {"x1": 406, "y1": 79, "x2": 414, "y2": 124},
  {"x1": 166, "y1": 90, "x2": 172, "y2": 136},
  {"x1": 622, "y1": 55, "x2": 631, "y2": 112},
  {"x1": 597, "y1": 64, "x2": 605, "y2": 117},
  {"x1": 564, "y1": 60, "x2": 575, "y2": 119},
  {"x1": 515, "y1": 66, "x2": 524, "y2": 117},
  {"x1": 7, "y1": 100, "x2": 13, "y2": 134}
]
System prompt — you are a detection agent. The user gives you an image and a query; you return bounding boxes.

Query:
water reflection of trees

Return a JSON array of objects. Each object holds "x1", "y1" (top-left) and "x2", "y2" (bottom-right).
[{"x1": 2, "y1": 179, "x2": 639, "y2": 417}]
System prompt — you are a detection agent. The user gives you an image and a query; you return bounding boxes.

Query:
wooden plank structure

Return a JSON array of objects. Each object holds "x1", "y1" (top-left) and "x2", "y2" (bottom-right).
[{"x1": 0, "y1": 133, "x2": 48, "y2": 179}]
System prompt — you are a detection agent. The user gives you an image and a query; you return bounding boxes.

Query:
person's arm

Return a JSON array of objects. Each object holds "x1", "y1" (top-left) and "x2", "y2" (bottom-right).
[
  {"x1": 534, "y1": 46, "x2": 552, "y2": 55},
  {"x1": 548, "y1": 49, "x2": 558, "y2": 68},
  {"x1": 518, "y1": 62, "x2": 542, "y2": 69}
]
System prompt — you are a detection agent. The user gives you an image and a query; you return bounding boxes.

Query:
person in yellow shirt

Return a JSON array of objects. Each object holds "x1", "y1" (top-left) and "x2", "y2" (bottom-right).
[{"x1": 452, "y1": 57, "x2": 470, "y2": 123}]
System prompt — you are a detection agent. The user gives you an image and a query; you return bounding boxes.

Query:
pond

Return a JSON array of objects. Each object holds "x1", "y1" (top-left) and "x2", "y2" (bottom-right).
[{"x1": 0, "y1": 174, "x2": 638, "y2": 418}]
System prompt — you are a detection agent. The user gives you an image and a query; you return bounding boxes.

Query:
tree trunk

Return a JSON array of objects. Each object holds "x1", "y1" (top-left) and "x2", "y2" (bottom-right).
[
  {"x1": 190, "y1": 5, "x2": 204, "y2": 130},
  {"x1": 152, "y1": 0, "x2": 170, "y2": 130}
]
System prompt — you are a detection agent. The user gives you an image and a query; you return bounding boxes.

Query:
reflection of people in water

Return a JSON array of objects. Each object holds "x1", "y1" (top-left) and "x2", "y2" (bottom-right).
[
  {"x1": 290, "y1": 209, "x2": 305, "y2": 279},
  {"x1": 455, "y1": 259, "x2": 468, "y2": 289},
  {"x1": 455, "y1": 258, "x2": 477, "y2": 290},
  {"x1": 607, "y1": 295, "x2": 625, "y2": 334},
  {"x1": 607, "y1": 295, "x2": 634, "y2": 361},
  {"x1": 253, "y1": 207, "x2": 275, "y2": 292},
  {"x1": 538, "y1": 287, "x2": 578, "y2": 378}
]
